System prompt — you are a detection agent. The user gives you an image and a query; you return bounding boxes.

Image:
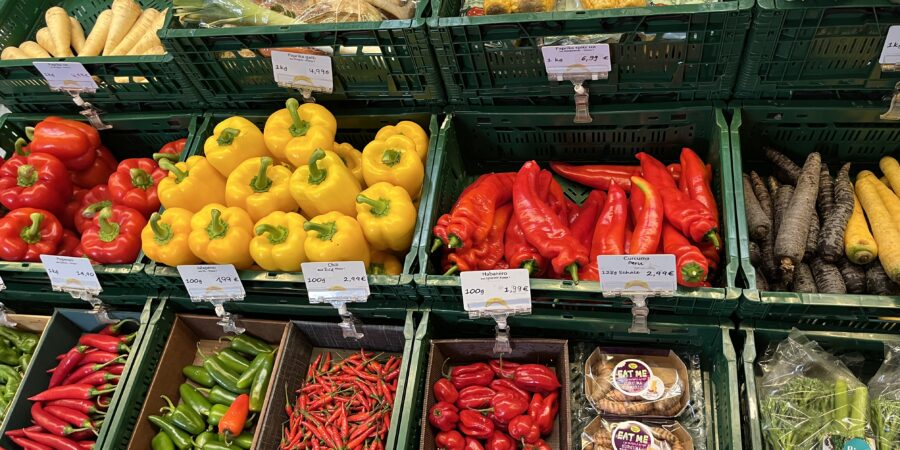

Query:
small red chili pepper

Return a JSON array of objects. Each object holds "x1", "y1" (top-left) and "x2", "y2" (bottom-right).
[
  {"x1": 76, "y1": 370, "x2": 119, "y2": 386},
  {"x1": 445, "y1": 172, "x2": 516, "y2": 248},
  {"x1": 549, "y1": 162, "x2": 638, "y2": 190},
  {"x1": 435, "y1": 430, "x2": 465, "y2": 450},
  {"x1": 511, "y1": 364, "x2": 560, "y2": 394},
  {"x1": 485, "y1": 431, "x2": 515, "y2": 450},
  {"x1": 680, "y1": 147, "x2": 718, "y2": 226},
  {"x1": 569, "y1": 190, "x2": 605, "y2": 249},
  {"x1": 63, "y1": 355, "x2": 125, "y2": 384},
  {"x1": 448, "y1": 362, "x2": 494, "y2": 390},
  {"x1": 0, "y1": 208, "x2": 64, "y2": 262},
  {"x1": 489, "y1": 389, "x2": 529, "y2": 425},
  {"x1": 663, "y1": 222, "x2": 709, "y2": 287},
  {"x1": 78, "y1": 334, "x2": 130, "y2": 354},
  {"x1": 48, "y1": 345, "x2": 89, "y2": 388},
  {"x1": 22, "y1": 428, "x2": 81, "y2": 450},
  {"x1": 46, "y1": 399, "x2": 105, "y2": 415},
  {"x1": 43, "y1": 404, "x2": 96, "y2": 429},
  {"x1": 508, "y1": 415, "x2": 541, "y2": 444},
  {"x1": 429, "y1": 401, "x2": 459, "y2": 431},
  {"x1": 629, "y1": 176, "x2": 663, "y2": 255},
  {"x1": 458, "y1": 410, "x2": 494, "y2": 439},
  {"x1": 107, "y1": 158, "x2": 165, "y2": 217},
  {"x1": 456, "y1": 386, "x2": 496, "y2": 409},
  {"x1": 433, "y1": 378, "x2": 459, "y2": 404},
  {"x1": 98, "y1": 319, "x2": 136, "y2": 336}
]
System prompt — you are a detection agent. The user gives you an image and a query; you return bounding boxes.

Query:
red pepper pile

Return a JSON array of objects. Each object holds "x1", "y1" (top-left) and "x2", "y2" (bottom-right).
[
  {"x1": 432, "y1": 149, "x2": 720, "y2": 287},
  {"x1": 0, "y1": 116, "x2": 187, "y2": 265},
  {"x1": 5, "y1": 319, "x2": 136, "y2": 450},
  {"x1": 281, "y1": 350, "x2": 402, "y2": 450},
  {"x1": 429, "y1": 359, "x2": 561, "y2": 450}
]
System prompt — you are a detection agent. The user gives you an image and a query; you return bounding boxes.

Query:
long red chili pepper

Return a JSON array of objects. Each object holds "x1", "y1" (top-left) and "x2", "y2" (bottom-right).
[
  {"x1": 23, "y1": 428, "x2": 81, "y2": 450},
  {"x1": 46, "y1": 399, "x2": 106, "y2": 415},
  {"x1": 445, "y1": 173, "x2": 516, "y2": 248},
  {"x1": 43, "y1": 405, "x2": 96, "y2": 429},
  {"x1": 29, "y1": 384, "x2": 117, "y2": 402},
  {"x1": 78, "y1": 334, "x2": 130, "y2": 353},
  {"x1": 569, "y1": 191, "x2": 605, "y2": 249},
  {"x1": 629, "y1": 176, "x2": 663, "y2": 255},
  {"x1": 49, "y1": 346, "x2": 88, "y2": 388},
  {"x1": 680, "y1": 147, "x2": 718, "y2": 226},
  {"x1": 662, "y1": 223, "x2": 709, "y2": 287},
  {"x1": 31, "y1": 403, "x2": 89, "y2": 437},
  {"x1": 512, "y1": 161, "x2": 588, "y2": 281},
  {"x1": 9, "y1": 435, "x2": 53, "y2": 450},
  {"x1": 63, "y1": 356, "x2": 125, "y2": 384},
  {"x1": 504, "y1": 215, "x2": 546, "y2": 277}
]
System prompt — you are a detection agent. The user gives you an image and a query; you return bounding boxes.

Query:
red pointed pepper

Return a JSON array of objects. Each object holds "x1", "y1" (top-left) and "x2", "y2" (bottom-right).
[
  {"x1": 74, "y1": 185, "x2": 112, "y2": 234},
  {"x1": 504, "y1": 215, "x2": 546, "y2": 277},
  {"x1": 446, "y1": 204, "x2": 512, "y2": 274},
  {"x1": 434, "y1": 378, "x2": 459, "y2": 404},
  {"x1": 511, "y1": 364, "x2": 560, "y2": 394},
  {"x1": 0, "y1": 208, "x2": 63, "y2": 262},
  {"x1": 549, "y1": 162, "x2": 638, "y2": 190},
  {"x1": 680, "y1": 147, "x2": 718, "y2": 226},
  {"x1": 569, "y1": 190, "x2": 605, "y2": 249},
  {"x1": 629, "y1": 176, "x2": 663, "y2": 255},
  {"x1": 435, "y1": 430, "x2": 465, "y2": 450},
  {"x1": 0, "y1": 148, "x2": 72, "y2": 213},
  {"x1": 81, "y1": 205, "x2": 146, "y2": 264},
  {"x1": 580, "y1": 183, "x2": 628, "y2": 281},
  {"x1": 107, "y1": 158, "x2": 165, "y2": 217},
  {"x1": 445, "y1": 173, "x2": 516, "y2": 248},
  {"x1": 456, "y1": 386, "x2": 496, "y2": 409},
  {"x1": 26, "y1": 117, "x2": 100, "y2": 171},
  {"x1": 429, "y1": 402, "x2": 459, "y2": 432},
  {"x1": 449, "y1": 362, "x2": 493, "y2": 390},
  {"x1": 663, "y1": 222, "x2": 709, "y2": 287},
  {"x1": 459, "y1": 410, "x2": 494, "y2": 438},
  {"x1": 432, "y1": 175, "x2": 491, "y2": 251},
  {"x1": 70, "y1": 146, "x2": 116, "y2": 189},
  {"x1": 538, "y1": 170, "x2": 568, "y2": 223}
]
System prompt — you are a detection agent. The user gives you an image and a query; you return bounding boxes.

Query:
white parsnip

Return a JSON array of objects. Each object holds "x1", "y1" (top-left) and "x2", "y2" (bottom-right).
[
  {"x1": 69, "y1": 16, "x2": 86, "y2": 54},
  {"x1": 103, "y1": 0, "x2": 141, "y2": 56},
  {"x1": 110, "y1": 8, "x2": 159, "y2": 55},
  {"x1": 35, "y1": 28, "x2": 57, "y2": 57},
  {"x1": 19, "y1": 41, "x2": 51, "y2": 58},
  {"x1": 0, "y1": 47, "x2": 28, "y2": 60},
  {"x1": 45, "y1": 7, "x2": 73, "y2": 57},
  {"x1": 80, "y1": 10, "x2": 113, "y2": 57}
]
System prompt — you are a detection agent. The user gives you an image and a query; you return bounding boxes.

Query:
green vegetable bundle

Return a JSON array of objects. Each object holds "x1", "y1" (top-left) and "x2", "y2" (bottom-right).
[
  {"x1": 0, "y1": 326, "x2": 39, "y2": 421},
  {"x1": 869, "y1": 342, "x2": 900, "y2": 449}
]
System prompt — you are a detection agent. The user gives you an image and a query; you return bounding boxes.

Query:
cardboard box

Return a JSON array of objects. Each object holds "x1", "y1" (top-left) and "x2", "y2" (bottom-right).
[
  {"x1": 128, "y1": 314, "x2": 289, "y2": 449},
  {"x1": 419, "y1": 339, "x2": 571, "y2": 450}
]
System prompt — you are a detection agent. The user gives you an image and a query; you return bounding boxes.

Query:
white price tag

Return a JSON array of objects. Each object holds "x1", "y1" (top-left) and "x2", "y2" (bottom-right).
[
  {"x1": 880, "y1": 26, "x2": 900, "y2": 66},
  {"x1": 32, "y1": 62, "x2": 98, "y2": 92},
  {"x1": 177, "y1": 265, "x2": 245, "y2": 302},
  {"x1": 40, "y1": 255, "x2": 101, "y2": 293},
  {"x1": 302, "y1": 262, "x2": 370, "y2": 303},
  {"x1": 541, "y1": 44, "x2": 611, "y2": 81},
  {"x1": 271, "y1": 51, "x2": 334, "y2": 94},
  {"x1": 598, "y1": 255, "x2": 676, "y2": 293},
  {"x1": 0, "y1": 274, "x2": 5, "y2": 291},
  {"x1": 460, "y1": 269, "x2": 531, "y2": 314}
]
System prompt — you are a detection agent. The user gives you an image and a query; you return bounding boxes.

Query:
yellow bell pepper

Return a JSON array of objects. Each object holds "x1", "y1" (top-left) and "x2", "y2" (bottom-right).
[
  {"x1": 188, "y1": 203, "x2": 255, "y2": 269},
  {"x1": 225, "y1": 157, "x2": 299, "y2": 223},
  {"x1": 157, "y1": 156, "x2": 227, "y2": 213},
  {"x1": 374, "y1": 121, "x2": 429, "y2": 162},
  {"x1": 355, "y1": 182, "x2": 416, "y2": 252},
  {"x1": 303, "y1": 211, "x2": 370, "y2": 265},
  {"x1": 205, "y1": 116, "x2": 271, "y2": 177},
  {"x1": 141, "y1": 208, "x2": 201, "y2": 267},
  {"x1": 264, "y1": 99, "x2": 336, "y2": 165},
  {"x1": 289, "y1": 149, "x2": 361, "y2": 218},
  {"x1": 369, "y1": 250, "x2": 402, "y2": 275},
  {"x1": 362, "y1": 134, "x2": 424, "y2": 199},
  {"x1": 333, "y1": 142, "x2": 364, "y2": 186},
  {"x1": 250, "y1": 211, "x2": 307, "y2": 272}
]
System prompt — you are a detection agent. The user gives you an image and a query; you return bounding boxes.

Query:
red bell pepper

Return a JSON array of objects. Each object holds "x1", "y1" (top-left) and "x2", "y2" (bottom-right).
[
  {"x1": 521, "y1": 439, "x2": 552, "y2": 450},
  {"x1": 513, "y1": 161, "x2": 589, "y2": 281},
  {"x1": 680, "y1": 147, "x2": 718, "y2": 226},
  {"x1": 435, "y1": 430, "x2": 465, "y2": 450},
  {"x1": 74, "y1": 185, "x2": 112, "y2": 234},
  {"x1": 508, "y1": 415, "x2": 541, "y2": 444},
  {"x1": 504, "y1": 216, "x2": 546, "y2": 277},
  {"x1": 0, "y1": 208, "x2": 63, "y2": 262},
  {"x1": 434, "y1": 378, "x2": 459, "y2": 404},
  {"x1": 0, "y1": 149, "x2": 72, "y2": 213},
  {"x1": 490, "y1": 379, "x2": 529, "y2": 402},
  {"x1": 26, "y1": 117, "x2": 100, "y2": 171},
  {"x1": 60, "y1": 188, "x2": 87, "y2": 231},
  {"x1": 57, "y1": 230, "x2": 83, "y2": 257},
  {"x1": 448, "y1": 362, "x2": 494, "y2": 390},
  {"x1": 488, "y1": 359, "x2": 519, "y2": 379},
  {"x1": 549, "y1": 162, "x2": 638, "y2": 190},
  {"x1": 528, "y1": 391, "x2": 558, "y2": 436},
  {"x1": 485, "y1": 431, "x2": 515, "y2": 450},
  {"x1": 511, "y1": 364, "x2": 560, "y2": 394},
  {"x1": 663, "y1": 222, "x2": 709, "y2": 287},
  {"x1": 456, "y1": 386, "x2": 496, "y2": 409},
  {"x1": 458, "y1": 410, "x2": 494, "y2": 438},
  {"x1": 445, "y1": 172, "x2": 516, "y2": 248},
  {"x1": 629, "y1": 176, "x2": 663, "y2": 255},
  {"x1": 489, "y1": 389, "x2": 529, "y2": 425},
  {"x1": 569, "y1": 190, "x2": 605, "y2": 249},
  {"x1": 80, "y1": 206, "x2": 146, "y2": 264},
  {"x1": 70, "y1": 146, "x2": 116, "y2": 189},
  {"x1": 155, "y1": 138, "x2": 188, "y2": 162},
  {"x1": 107, "y1": 158, "x2": 165, "y2": 217},
  {"x1": 429, "y1": 402, "x2": 459, "y2": 432},
  {"x1": 464, "y1": 437, "x2": 484, "y2": 450}
]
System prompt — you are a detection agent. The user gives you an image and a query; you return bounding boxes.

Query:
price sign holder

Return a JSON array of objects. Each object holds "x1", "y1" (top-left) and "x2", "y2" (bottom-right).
[
  {"x1": 0, "y1": 303, "x2": 16, "y2": 329},
  {"x1": 881, "y1": 81, "x2": 900, "y2": 121},
  {"x1": 39, "y1": 255, "x2": 113, "y2": 323},
  {"x1": 598, "y1": 255, "x2": 677, "y2": 334},
  {"x1": 540, "y1": 44, "x2": 611, "y2": 124},
  {"x1": 271, "y1": 50, "x2": 334, "y2": 103},
  {"x1": 0, "y1": 274, "x2": 5, "y2": 293},
  {"x1": 177, "y1": 265, "x2": 246, "y2": 334},
  {"x1": 301, "y1": 262, "x2": 370, "y2": 339},
  {"x1": 460, "y1": 269, "x2": 532, "y2": 354},
  {"x1": 32, "y1": 62, "x2": 111, "y2": 130}
]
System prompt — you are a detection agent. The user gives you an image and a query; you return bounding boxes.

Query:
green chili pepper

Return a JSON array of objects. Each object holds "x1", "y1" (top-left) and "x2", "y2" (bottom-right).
[
  {"x1": 152, "y1": 431, "x2": 176, "y2": 450},
  {"x1": 234, "y1": 432, "x2": 253, "y2": 449},
  {"x1": 203, "y1": 357, "x2": 248, "y2": 394},
  {"x1": 160, "y1": 395, "x2": 206, "y2": 435},
  {"x1": 0, "y1": 327, "x2": 37, "y2": 353},
  {"x1": 179, "y1": 383, "x2": 212, "y2": 417},
  {"x1": 225, "y1": 335, "x2": 274, "y2": 356},
  {"x1": 0, "y1": 346, "x2": 20, "y2": 366},
  {"x1": 193, "y1": 431, "x2": 217, "y2": 448},
  {"x1": 0, "y1": 365, "x2": 21, "y2": 396},
  {"x1": 183, "y1": 365, "x2": 216, "y2": 388},
  {"x1": 199, "y1": 385, "x2": 238, "y2": 406},
  {"x1": 148, "y1": 415, "x2": 193, "y2": 450},
  {"x1": 207, "y1": 404, "x2": 229, "y2": 426},
  {"x1": 236, "y1": 351, "x2": 270, "y2": 389},
  {"x1": 18, "y1": 353, "x2": 31, "y2": 369},
  {"x1": 202, "y1": 442, "x2": 241, "y2": 450},
  {"x1": 249, "y1": 352, "x2": 274, "y2": 412},
  {"x1": 217, "y1": 349, "x2": 251, "y2": 373},
  {"x1": 214, "y1": 354, "x2": 241, "y2": 377}
]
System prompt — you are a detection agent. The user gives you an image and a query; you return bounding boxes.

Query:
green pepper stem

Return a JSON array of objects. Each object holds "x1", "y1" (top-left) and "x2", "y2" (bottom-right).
[
  {"x1": 370, "y1": 263, "x2": 385, "y2": 275},
  {"x1": 448, "y1": 235, "x2": 463, "y2": 249},
  {"x1": 150, "y1": 213, "x2": 173, "y2": 245},
  {"x1": 303, "y1": 221, "x2": 336, "y2": 241},
  {"x1": 567, "y1": 264, "x2": 580, "y2": 284},
  {"x1": 522, "y1": 260, "x2": 536, "y2": 276},
  {"x1": 206, "y1": 209, "x2": 228, "y2": 240},
  {"x1": 216, "y1": 128, "x2": 240, "y2": 146},
  {"x1": 14, "y1": 138, "x2": 28, "y2": 156},
  {"x1": 356, "y1": 195, "x2": 390, "y2": 216},
  {"x1": 152, "y1": 152, "x2": 180, "y2": 163},
  {"x1": 159, "y1": 395, "x2": 176, "y2": 414},
  {"x1": 443, "y1": 265, "x2": 459, "y2": 276},
  {"x1": 130, "y1": 168, "x2": 154, "y2": 189},
  {"x1": 705, "y1": 231, "x2": 720, "y2": 250},
  {"x1": 430, "y1": 238, "x2": 443, "y2": 253},
  {"x1": 19, "y1": 213, "x2": 44, "y2": 244},
  {"x1": 381, "y1": 149, "x2": 402, "y2": 167},
  {"x1": 255, "y1": 224, "x2": 288, "y2": 245},
  {"x1": 250, "y1": 157, "x2": 273, "y2": 193},
  {"x1": 98, "y1": 208, "x2": 121, "y2": 243},
  {"x1": 158, "y1": 159, "x2": 188, "y2": 184},
  {"x1": 24, "y1": 127, "x2": 34, "y2": 141},
  {"x1": 681, "y1": 262, "x2": 705, "y2": 283},
  {"x1": 307, "y1": 149, "x2": 327, "y2": 185},
  {"x1": 82, "y1": 201, "x2": 112, "y2": 219},
  {"x1": 16, "y1": 165, "x2": 36, "y2": 187},
  {"x1": 286, "y1": 98, "x2": 310, "y2": 137}
]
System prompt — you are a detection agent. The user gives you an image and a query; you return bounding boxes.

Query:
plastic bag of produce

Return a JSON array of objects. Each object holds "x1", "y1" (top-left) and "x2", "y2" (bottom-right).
[
  {"x1": 584, "y1": 347, "x2": 690, "y2": 418},
  {"x1": 758, "y1": 329, "x2": 874, "y2": 450},
  {"x1": 173, "y1": 0, "x2": 415, "y2": 27},
  {"x1": 581, "y1": 416, "x2": 694, "y2": 450},
  {"x1": 869, "y1": 341, "x2": 900, "y2": 449}
]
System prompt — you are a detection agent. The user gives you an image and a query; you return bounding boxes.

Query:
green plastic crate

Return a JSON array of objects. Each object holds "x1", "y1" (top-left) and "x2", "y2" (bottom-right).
[
  {"x1": 739, "y1": 324, "x2": 897, "y2": 450},
  {"x1": 0, "y1": 285, "x2": 156, "y2": 311},
  {"x1": 732, "y1": 101, "x2": 900, "y2": 328},
  {"x1": 144, "y1": 109, "x2": 440, "y2": 303},
  {"x1": 414, "y1": 104, "x2": 741, "y2": 316},
  {"x1": 395, "y1": 309, "x2": 741, "y2": 450},
  {"x1": 427, "y1": 0, "x2": 752, "y2": 106},
  {"x1": 161, "y1": 1, "x2": 443, "y2": 110},
  {"x1": 0, "y1": 298, "x2": 159, "y2": 448},
  {"x1": 734, "y1": 0, "x2": 900, "y2": 100},
  {"x1": 0, "y1": 112, "x2": 204, "y2": 290},
  {"x1": 0, "y1": 1, "x2": 201, "y2": 113}
]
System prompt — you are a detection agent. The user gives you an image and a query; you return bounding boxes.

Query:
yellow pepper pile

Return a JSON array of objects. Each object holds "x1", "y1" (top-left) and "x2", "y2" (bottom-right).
[{"x1": 142, "y1": 100, "x2": 428, "y2": 276}]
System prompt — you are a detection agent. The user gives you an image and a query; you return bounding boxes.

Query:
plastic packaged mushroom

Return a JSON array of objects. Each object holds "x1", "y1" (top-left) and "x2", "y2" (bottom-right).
[
  {"x1": 582, "y1": 416, "x2": 693, "y2": 450},
  {"x1": 584, "y1": 348, "x2": 690, "y2": 418}
]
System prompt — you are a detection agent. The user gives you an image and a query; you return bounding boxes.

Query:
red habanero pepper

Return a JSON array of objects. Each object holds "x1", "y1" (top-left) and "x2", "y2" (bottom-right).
[
  {"x1": 511, "y1": 364, "x2": 560, "y2": 394},
  {"x1": 504, "y1": 216, "x2": 546, "y2": 277},
  {"x1": 449, "y1": 362, "x2": 493, "y2": 390},
  {"x1": 155, "y1": 138, "x2": 188, "y2": 161},
  {"x1": 57, "y1": 230, "x2": 83, "y2": 257},
  {"x1": 488, "y1": 359, "x2": 520, "y2": 379},
  {"x1": 663, "y1": 223, "x2": 709, "y2": 287},
  {"x1": 458, "y1": 410, "x2": 494, "y2": 438},
  {"x1": 446, "y1": 172, "x2": 516, "y2": 248},
  {"x1": 29, "y1": 383, "x2": 116, "y2": 402},
  {"x1": 219, "y1": 393, "x2": 250, "y2": 440},
  {"x1": 680, "y1": 147, "x2": 718, "y2": 225},
  {"x1": 548, "y1": 162, "x2": 638, "y2": 190},
  {"x1": 490, "y1": 379, "x2": 529, "y2": 401},
  {"x1": 429, "y1": 402, "x2": 459, "y2": 432},
  {"x1": 456, "y1": 386, "x2": 496, "y2": 409},
  {"x1": 508, "y1": 415, "x2": 541, "y2": 444},
  {"x1": 60, "y1": 188, "x2": 87, "y2": 231},
  {"x1": 433, "y1": 378, "x2": 459, "y2": 404},
  {"x1": 81, "y1": 206, "x2": 146, "y2": 264},
  {"x1": 464, "y1": 437, "x2": 484, "y2": 450},
  {"x1": 629, "y1": 176, "x2": 663, "y2": 255},
  {"x1": 569, "y1": 190, "x2": 605, "y2": 249},
  {"x1": 489, "y1": 389, "x2": 529, "y2": 425},
  {"x1": 636, "y1": 153, "x2": 719, "y2": 248},
  {"x1": 521, "y1": 439, "x2": 552, "y2": 450},
  {"x1": 485, "y1": 431, "x2": 515, "y2": 450},
  {"x1": 78, "y1": 333, "x2": 131, "y2": 353},
  {"x1": 513, "y1": 161, "x2": 589, "y2": 282},
  {"x1": 0, "y1": 147, "x2": 72, "y2": 213},
  {"x1": 107, "y1": 158, "x2": 165, "y2": 217},
  {"x1": 26, "y1": 117, "x2": 100, "y2": 171},
  {"x1": 435, "y1": 430, "x2": 465, "y2": 450},
  {"x1": 74, "y1": 185, "x2": 112, "y2": 234},
  {"x1": 70, "y1": 146, "x2": 116, "y2": 189},
  {"x1": 0, "y1": 208, "x2": 63, "y2": 262}
]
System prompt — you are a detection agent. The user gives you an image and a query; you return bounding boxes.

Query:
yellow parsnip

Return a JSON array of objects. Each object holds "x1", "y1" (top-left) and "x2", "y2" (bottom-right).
[
  {"x1": 45, "y1": 7, "x2": 72, "y2": 57},
  {"x1": 103, "y1": 0, "x2": 141, "y2": 56},
  {"x1": 855, "y1": 175, "x2": 900, "y2": 283},
  {"x1": 69, "y1": 16, "x2": 86, "y2": 54},
  {"x1": 110, "y1": 8, "x2": 159, "y2": 55},
  {"x1": 80, "y1": 10, "x2": 112, "y2": 57},
  {"x1": 35, "y1": 28, "x2": 57, "y2": 57},
  {"x1": 0, "y1": 47, "x2": 28, "y2": 60},
  {"x1": 19, "y1": 41, "x2": 50, "y2": 58},
  {"x1": 880, "y1": 156, "x2": 900, "y2": 198}
]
